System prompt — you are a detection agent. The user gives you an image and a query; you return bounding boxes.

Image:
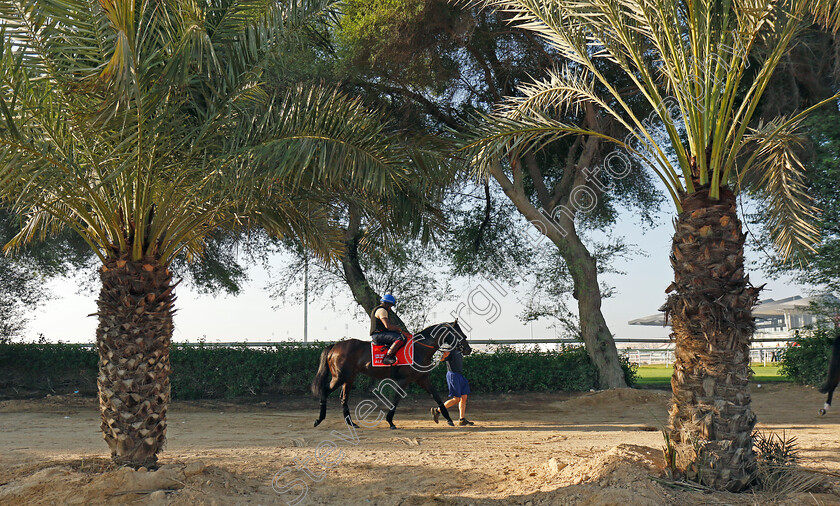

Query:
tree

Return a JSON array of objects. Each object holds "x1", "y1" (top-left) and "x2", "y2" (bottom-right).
[
  {"x1": 0, "y1": 208, "x2": 92, "y2": 340},
  {"x1": 269, "y1": 237, "x2": 454, "y2": 331},
  {"x1": 236, "y1": 12, "x2": 459, "y2": 332},
  {"x1": 0, "y1": 255, "x2": 41, "y2": 341},
  {"x1": 1, "y1": 0, "x2": 414, "y2": 468},
  {"x1": 337, "y1": 0, "x2": 663, "y2": 388},
  {"x1": 462, "y1": 0, "x2": 840, "y2": 491},
  {"x1": 299, "y1": 144, "x2": 452, "y2": 331}
]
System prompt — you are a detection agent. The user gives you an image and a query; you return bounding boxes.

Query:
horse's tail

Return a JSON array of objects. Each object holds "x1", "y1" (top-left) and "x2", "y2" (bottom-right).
[
  {"x1": 311, "y1": 344, "x2": 335, "y2": 397},
  {"x1": 818, "y1": 333, "x2": 840, "y2": 394}
]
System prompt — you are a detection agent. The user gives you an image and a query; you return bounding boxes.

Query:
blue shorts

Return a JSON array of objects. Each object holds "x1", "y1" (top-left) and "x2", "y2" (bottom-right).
[{"x1": 446, "y1": 371, "x2": 471, "y2": 397}]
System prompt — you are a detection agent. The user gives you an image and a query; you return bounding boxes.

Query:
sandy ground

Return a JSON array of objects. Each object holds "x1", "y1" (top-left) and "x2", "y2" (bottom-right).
[{"x1": 0, "y1": 384, "x2": 839, "y2": 505}]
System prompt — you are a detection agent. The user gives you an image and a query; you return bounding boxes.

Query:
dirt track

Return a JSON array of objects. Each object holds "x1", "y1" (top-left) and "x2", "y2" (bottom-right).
[{"x1": 1, "y1": 384, "x2": 839, "y2": 505}]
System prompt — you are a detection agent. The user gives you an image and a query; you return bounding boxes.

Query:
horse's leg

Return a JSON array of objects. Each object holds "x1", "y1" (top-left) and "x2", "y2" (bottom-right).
[
  {"x1": 314, "y1": 375, "x2": 342, "y2": 427},
  {"x1": 340, "y1": 377, "x2": 360, "y2": 428},
  {"x1": 820, "y1": 335, "x2": 840, "y2": 416},
  {"x1": 821, "y1": 386, "x2": 835, "y2": 416},
  {"x1": 819, "y1": 366, "x2": 840, "y2": 416},
  {"x1": 384, "y1": 379, "x2": 409, "y2": 430},
  {"x1": 417, "y1": 376, "x2": 455, "y2": 426}
]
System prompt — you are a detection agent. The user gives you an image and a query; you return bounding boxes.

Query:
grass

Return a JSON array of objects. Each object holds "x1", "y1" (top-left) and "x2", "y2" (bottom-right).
[{"x1": 635, "y1": 363, "x2": 789, "y2": 387}]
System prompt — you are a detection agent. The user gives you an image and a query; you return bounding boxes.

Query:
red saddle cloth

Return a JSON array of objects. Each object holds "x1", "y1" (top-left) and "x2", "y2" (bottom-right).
[{"x1": 371, "y1": 342, "x2": 414, "y2": 367}]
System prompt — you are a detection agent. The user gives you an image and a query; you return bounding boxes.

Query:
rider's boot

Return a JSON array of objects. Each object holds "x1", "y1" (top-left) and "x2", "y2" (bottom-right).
[{"x1": 382, "y1": 339, "x2": 405, "y2": 365}]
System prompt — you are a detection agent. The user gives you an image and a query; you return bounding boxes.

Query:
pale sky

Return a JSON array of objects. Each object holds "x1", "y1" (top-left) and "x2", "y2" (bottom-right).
[{"x1": 24, "y1": 205, "x2": 807, "y2": 345}]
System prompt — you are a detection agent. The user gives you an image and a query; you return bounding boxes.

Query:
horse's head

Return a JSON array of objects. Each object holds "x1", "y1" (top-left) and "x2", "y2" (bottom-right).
[{"x1": 417, "y1": 320, "x2": 471, "y2": 356}]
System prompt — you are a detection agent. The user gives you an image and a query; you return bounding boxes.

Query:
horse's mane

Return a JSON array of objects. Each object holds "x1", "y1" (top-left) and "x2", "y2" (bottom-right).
[{"x1": 415, "y1": 321, "x2": 455, "y2": 337}]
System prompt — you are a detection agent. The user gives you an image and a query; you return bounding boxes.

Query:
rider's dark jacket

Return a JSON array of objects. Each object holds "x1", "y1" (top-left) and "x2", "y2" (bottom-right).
[
  {"x1": 369, "y1": 304, "x2": 404, "y2": 347},
  {"x1": 370, "y1": 304, "x2": 399, "y2": 335}
]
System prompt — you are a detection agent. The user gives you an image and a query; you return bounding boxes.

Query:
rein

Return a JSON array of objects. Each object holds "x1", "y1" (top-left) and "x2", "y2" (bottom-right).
[
  {"x1": 412, "y1": 323, "x2": 462, "y2": 350},
  {"x1": 412, "y1": 334, "x2": 437, "y2": 349}
]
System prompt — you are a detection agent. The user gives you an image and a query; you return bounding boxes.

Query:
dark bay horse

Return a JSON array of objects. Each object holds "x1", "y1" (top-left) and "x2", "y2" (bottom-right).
[
  {"x1": 818, "y1": 331, "x2": 840, "y2": 415},
  {"x1": 311, "y1": 321, "x2": 471, "y2": 429}
]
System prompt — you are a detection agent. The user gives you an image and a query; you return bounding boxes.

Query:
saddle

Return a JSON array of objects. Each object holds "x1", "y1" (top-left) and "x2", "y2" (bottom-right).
[{"x1": 371, "y1": 342, "x2": 414, "y2": 367}]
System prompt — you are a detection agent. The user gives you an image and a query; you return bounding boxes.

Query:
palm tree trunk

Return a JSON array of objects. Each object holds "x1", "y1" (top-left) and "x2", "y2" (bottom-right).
[
  {"x1": 664, "y1": 185, "x2": 761, "y2": 491},
  {"x1": 96, "y1": 254, "x2": 173, "y2": 468}
]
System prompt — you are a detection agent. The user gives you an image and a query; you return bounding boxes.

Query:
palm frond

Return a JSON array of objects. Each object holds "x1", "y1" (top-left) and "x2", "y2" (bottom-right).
[
  {"x1": 738, "y1": 117, "x2": 820, "y2": 261},
  {"x1": 214, "y1": 85, "x2": 409, "y2": 199},
  {"x1": 1, "y1": 0, "x2": 419, "y2": 268},
  {"x1": 809, "y1": 0, "x2": 840, "y2": 33},
  {"x1": 457, "y1": 0, "x2": 837, "y2": 262}
]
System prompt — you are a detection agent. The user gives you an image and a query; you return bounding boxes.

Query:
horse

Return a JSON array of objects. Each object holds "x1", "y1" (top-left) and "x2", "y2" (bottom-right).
[
  {"x1": 818, "y1": 331, "x2": 840, "y2": 415},
  {"x1": 310, "y1": 321, "x2": 471, "y2": 429}
]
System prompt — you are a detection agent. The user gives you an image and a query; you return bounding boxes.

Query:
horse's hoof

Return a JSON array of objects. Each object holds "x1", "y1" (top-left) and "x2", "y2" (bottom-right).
[
  {"x1": 819, "y1": 409, "x2": 827, "y2": 416},
  {"x1": 389, "y1": 425, "x2": 397, "y2": 430},
  {"x1": 447, "y1": 420, "x2": 455, "y2": 427},
  {"x1": 314, "y1": 419, "x2": 322, "y2": 427},
  {"x1": 351, "y1": 422, "x2": 360, "y2": 428}
]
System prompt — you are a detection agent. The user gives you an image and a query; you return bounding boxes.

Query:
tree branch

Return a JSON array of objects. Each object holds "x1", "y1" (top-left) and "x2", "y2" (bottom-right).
[
  {"x1": 465, "y1": 42, "x2": 502, "y2": 103},
  {"x1": 473, "y1": 181, "x2": 492, "y2": 252},
  {"x1": 356, "y1": 81, "x2": 462, "y2": 130},
  {"x1": 524, "y1": 151, "x2": 551, "y2": 209}
]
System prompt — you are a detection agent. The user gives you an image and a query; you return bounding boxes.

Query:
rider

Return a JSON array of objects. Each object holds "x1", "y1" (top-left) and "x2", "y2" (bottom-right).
[{"x1": 370, "y1": 294, "x2": 411, "y2": 365}]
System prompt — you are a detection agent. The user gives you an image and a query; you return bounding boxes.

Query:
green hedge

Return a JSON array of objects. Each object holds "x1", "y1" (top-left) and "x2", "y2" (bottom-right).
[
  {"x1": 0, "y1": 341, "x2": 636, "y2": 399},
  {"x1": 0, "y1": 341, "x2": 99, "y2": 395},
  {"x1": 779, "y1": 326, "x2": 838, "y2": 386},
  {"x1": 171, "y1": 344, "x2": 329, "y2": 398}
]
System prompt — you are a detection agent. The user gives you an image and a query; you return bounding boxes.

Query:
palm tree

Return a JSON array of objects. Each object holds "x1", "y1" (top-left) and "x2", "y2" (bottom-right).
[
  {"x1": 461, "y1": 0, "x2": 840, "y2": 491},
  {"x1": 0, "y1": 0, "x2": 412, "y2": 468}
]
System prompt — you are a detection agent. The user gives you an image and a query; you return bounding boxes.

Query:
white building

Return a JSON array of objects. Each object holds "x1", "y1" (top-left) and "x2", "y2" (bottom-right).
[
  {"x1": 624, "y1": 295, "x2": 838, "y2": 364},
  {"x1": 628, "y1": 294, "x2": 837, "y2": 339}
]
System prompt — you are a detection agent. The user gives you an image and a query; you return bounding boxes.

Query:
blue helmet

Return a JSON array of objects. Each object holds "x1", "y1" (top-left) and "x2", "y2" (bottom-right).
[{"x1": 380, "y1": 294, "x2": 397, "y2": 305}]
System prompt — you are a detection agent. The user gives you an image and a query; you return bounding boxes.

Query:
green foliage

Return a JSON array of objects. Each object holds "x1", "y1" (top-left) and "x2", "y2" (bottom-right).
[
  {"x1": 0, "y1": 341, "x2": 99, "y2": 394},
  {"x1": 620, "y1": 352, "x2": 638, "y2": 388},
  {"x1": 0, "y1": 342, "x2": 635, "y2": 399},
  {"x1": 751, "y1": 430, "x2": 826, "y2": 495},
  {"x1": 763, "y1": 110, "x2": 840, "y2": 284},
  {"x1": 170, "y1": 343, "x2": 331, "y2": 398},
  {"x1": 779, "y1": 326, "x2": 838, "y2": 386},
  {"x1": 753, "y1": 430, "x2": 799, "y2": 466},
  {"x1": 340, "y1": 0, "x2": 425, "y2": 47},
  {"x1": 0, "y1": 0, "x2": 410, "y2": 267},
  {"x1": 337, "y1": 0, "x2": 462, "y2": 93}
]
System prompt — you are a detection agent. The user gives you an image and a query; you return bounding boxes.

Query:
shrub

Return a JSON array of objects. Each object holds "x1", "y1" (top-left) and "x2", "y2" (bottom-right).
[
  {"x1": 779, "y1": 326, "x2": 838, "y2": 386},
  {"x1": 0, "y1": 341, "x2": 637, "y2": 399},
  {"x1": 0, "y1": 341, "x2": 98, "y2": 395},
  {"x1": 170, "y1": 342, "x2": 330, "y2": 398}
]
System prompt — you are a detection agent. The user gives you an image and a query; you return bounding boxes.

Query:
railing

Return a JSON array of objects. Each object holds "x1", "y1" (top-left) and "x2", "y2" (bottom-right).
[{"x1": 622, "y1": 348, "x2": 787, "y2": 366}]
